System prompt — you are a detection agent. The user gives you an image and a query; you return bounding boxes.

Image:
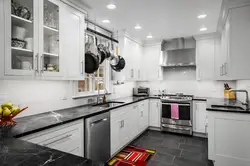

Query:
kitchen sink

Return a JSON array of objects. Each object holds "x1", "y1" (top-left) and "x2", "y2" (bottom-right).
[
  {"x1": 211, "y1": 105, "x2": 245, "y2": 110},
  {"x1": 92, "y1": 101, "x2": 125, "y2": 108}
]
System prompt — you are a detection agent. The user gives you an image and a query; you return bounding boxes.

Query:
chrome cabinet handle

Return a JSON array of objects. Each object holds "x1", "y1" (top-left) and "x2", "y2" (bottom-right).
[
  {"x1": 220, "y1": 66, "x2": 222, "y2": 76},
  {"x1": 138, "y1": 70, "x2": 140, "y2": 79},
  {"x1": 81, "y1": 61, "x2": 84, "y2": 75},
  {"x1": 225, "y1": 63, "x2": 227, "y2": 75},
  {"x1": 40, "y1": 55, "x2": 44, "y2": 73},
  {"x1": 120, "y1": 120, "x2": 123, "y2": 128},
  {"x1": 205, "y1": 125, "x2": 208, "y2": 134},
  {"x1": 43, "y1": 134, "x2": 72, "y2": 147},
  {"x1": 91, "y1": 118, "x2": 107, "y2": 126},
  {"x1": 141, "y1": 111, "x2": 143, "y2": 117},
  {"x1": 35, "y1": 53, "x2": 39, "y2": 73},
  {"x1": 131, "y1": 69, "x2": 134, "y2": 78}
]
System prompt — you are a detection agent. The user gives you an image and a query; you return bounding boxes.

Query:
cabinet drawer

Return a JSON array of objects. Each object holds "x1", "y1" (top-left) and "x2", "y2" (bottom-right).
[
  {"x1": 111, "y1": 105, "x2": 131, "y2": 119},
  {"x1": 21, "y1": 120, "x2": 84, "y2": 157}
]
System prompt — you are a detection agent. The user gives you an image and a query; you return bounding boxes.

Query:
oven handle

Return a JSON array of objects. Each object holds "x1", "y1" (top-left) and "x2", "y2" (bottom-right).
[{"x1": 162, "y1": 103, "x2": 190, "y2": 106}]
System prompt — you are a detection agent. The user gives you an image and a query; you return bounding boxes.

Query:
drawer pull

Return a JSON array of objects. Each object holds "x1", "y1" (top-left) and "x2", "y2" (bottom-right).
[{"x1": 43, "y1": 134, "x2": 72, "y2": 146}]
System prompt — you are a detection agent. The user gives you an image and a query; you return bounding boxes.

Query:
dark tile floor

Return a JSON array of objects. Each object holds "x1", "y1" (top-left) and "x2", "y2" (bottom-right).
[{"x1": 131, "y1": 130, "x2": 214, "y2": 166}]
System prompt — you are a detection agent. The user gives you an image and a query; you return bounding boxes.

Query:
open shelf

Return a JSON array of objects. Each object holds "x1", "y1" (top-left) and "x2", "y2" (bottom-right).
[
  {"x1": 11, "y1": 15, "x2": 33, "y2": 24},
  {"x1": 43, "y1": 52, "x2": 59, "y2": 57}
]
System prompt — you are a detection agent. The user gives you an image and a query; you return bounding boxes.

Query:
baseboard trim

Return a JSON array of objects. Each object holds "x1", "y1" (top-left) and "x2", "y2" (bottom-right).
[
  {"x1": 148, "y1": 126, "x2": 161, "y2": 131},
  {"x1": 193, "y1": 132, "x2": 208, "y2": 138}
]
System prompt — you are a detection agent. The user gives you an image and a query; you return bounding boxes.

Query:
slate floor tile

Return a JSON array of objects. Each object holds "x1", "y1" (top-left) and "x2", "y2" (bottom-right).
[
  {"x1": 152, "y1": 152, "x2": 174, "y2": 164},
  {"x1": 181, "y1": 150, "x2": 202, "y2": 161},
  {"x1": 147, "y1": 160, "x2": 173, "y2": 166},
  {"x1": 155, "y1": 146, "x2": 181, "y2": 156},
  {"x1": 174, "y1": 156, "x2": 207, "y2": 166},
  {"x1": 179, "y1": 144, "x2": 204, "y2": 153},
  {"x1": 162, "y1": 139, "x2": 180, "y2": 149}
]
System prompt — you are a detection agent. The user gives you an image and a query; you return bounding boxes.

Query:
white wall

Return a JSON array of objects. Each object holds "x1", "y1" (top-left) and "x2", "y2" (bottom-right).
[
  {"x1": 137, "y1": 68, "x2": 236, "y2": 98},
  {"x1": 0, "y1": 80, "x2": 136, "y2": 118},
  {"x1": 236, "y1": 80, "x2": 250, "y2": 103}
]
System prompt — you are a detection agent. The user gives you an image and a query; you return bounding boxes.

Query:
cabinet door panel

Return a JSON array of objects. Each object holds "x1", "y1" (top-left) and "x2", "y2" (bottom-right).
[
  {"x1": 195, "y1": 102, "x2": 207, "y2": 133},
  {"x1": 196, "y1": 39, "x2": 215, "y2": 80},
  {"x1": 60, "y1": 5, "x2": 85, "y2": 80},
  {"x1": 149, "y1": 101, "x2": 161, "y2": 128},
  {"x1": 111, "y1": 118, "x2": 122, "y2": 155},
  {"x1": 4, "y1": 0, "x2": 38, "y2": 76}
]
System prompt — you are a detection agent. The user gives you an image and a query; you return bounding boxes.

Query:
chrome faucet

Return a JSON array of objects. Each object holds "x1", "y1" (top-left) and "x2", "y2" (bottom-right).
[
  {"x1": 230, "y1": 89, "x2": 249, "y2": 110},
  {"x1": 97, "y1": 81, "x2": 107, "y2": 104}
]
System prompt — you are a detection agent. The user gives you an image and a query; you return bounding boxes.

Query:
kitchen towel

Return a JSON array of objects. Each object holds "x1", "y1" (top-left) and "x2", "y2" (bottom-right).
[{"x1": 171, "y1": 104, "x2": 179, "y2": 119}]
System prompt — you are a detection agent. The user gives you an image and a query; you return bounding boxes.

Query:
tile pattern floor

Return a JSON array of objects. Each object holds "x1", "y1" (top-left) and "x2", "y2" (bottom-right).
[{"x1": 131, "y1": 130, "x2": 213, "y2": 166}]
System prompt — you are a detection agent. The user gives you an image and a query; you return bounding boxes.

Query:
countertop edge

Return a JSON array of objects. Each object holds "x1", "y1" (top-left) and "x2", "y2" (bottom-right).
[{"x1": 14, "y1": 97, "x2": 157, "y2": 138}]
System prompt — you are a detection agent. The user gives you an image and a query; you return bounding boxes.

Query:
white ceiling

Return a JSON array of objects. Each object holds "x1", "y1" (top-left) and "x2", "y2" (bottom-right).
[{"x1": 76, "y1": 0, "x2": 223, "y2": 41}]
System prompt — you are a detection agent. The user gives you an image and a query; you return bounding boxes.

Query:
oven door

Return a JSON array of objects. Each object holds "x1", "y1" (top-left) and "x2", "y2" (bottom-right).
[{"x1": 161, "y1": 102, "x2": 192, "y2": 126}]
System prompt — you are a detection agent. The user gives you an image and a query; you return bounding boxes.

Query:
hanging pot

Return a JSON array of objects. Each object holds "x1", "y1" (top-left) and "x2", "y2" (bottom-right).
[
  {"x1": 97, "y1": 44, "x2": 106, "y2": 64},
  {"x1": 85, "y1": 51, "x2": 99, "y2": 74},
  {"x1": 110, "y1": 56, "x2": 126, "y2": 72}
]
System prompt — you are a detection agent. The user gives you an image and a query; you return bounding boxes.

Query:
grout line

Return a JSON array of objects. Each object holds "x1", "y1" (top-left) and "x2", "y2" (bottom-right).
[{"x1": 180, "y1": 149, "x2": 183, "y2": 157}]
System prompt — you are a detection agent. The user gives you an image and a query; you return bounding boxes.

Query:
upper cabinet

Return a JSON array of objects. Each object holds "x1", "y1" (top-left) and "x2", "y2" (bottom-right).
[
  {"x1": 216, "y1": 5, "x2": 250, "y2": 80},
  {"x1": 143, "y1": 44, "x2": 163, "y2": 81},
  {"x1": 196, "y1": 36, "x2": 219, "y2": 80},
  {"x1": 1, "y1": 0, "x2": 85, "y2": 80}
]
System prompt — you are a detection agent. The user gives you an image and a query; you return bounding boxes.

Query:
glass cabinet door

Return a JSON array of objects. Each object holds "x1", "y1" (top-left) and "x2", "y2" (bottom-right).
[
  {"x1": 5, "y1": 0, "x2": 37, "y2": 75},
  {"x1": 41, "y1": 0, "x2": 61, "y2": 76}
]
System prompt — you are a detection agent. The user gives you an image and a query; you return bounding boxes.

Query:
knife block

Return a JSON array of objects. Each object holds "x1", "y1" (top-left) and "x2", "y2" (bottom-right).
[{"x1": 224, "y1": 90, "x2": 236, "y2": 99}]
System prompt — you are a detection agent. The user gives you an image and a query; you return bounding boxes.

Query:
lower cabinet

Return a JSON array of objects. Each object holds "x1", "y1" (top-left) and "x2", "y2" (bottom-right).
[
  {"x1": 110, "y1": 100, "x2": 150, "y2": 156},
  {"x1": 193, "y1": 101, "x2": 208, "y2": 134},
  {"x1": 20, "y1": 120, "x2": 84, "y2": 157},
  {"x1": 208, "y1": 111, "x2": 250, "y2": 166},
  {"x1": 149, "y1": 99, "x2": 161, "y2": 128}
]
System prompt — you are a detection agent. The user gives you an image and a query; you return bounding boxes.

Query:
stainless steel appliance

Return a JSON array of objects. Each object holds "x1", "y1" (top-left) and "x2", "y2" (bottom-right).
[
  {"x1": 85, "y1": 112, "x2": 110, "y2": 162},
  {"x1": 133, "y1": 87, "x2": 150, "y2": 97},
  {"x1": 161, "y1": 93, "x2": 193, "y2": 135}
]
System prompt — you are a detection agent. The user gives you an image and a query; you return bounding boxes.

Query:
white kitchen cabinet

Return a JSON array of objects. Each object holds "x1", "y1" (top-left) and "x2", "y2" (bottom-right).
[
  {"x1": 1, "y1": 0, "x2": 85, "y2": 80},
  {"x1": 142, "y1": 44, "x2": 163, "y2": 81},
  {"x1": 193, "y1": 101, "x2": 207, "y2": 134},
  {"x1": 196, "y1": 38, "x2": 217, "y2": 80},
  {"x1": 208, "y1": 111, "x2": 250, "y2": 166},
  {"x1": 60, "y1": 3, "x2": 85, "y2": 80},
  {"x1": 110, "y1": 105, "x2": 132, "y2": 155},
  {"x1": 149, "y1": 99, "x2": 161, "y2": 128},
  {"x1": 110, "y1": 100, "x2": 150, "y2": 156},
  {"x1": 216, "y1": 5, "x2": 250, "y2": 80},
  {"x1": 20, "y1": 120, "x2": 84, "y2": 157},
  {"x1": 138, "y1": 100, "x2": 149, "y2": 132}
]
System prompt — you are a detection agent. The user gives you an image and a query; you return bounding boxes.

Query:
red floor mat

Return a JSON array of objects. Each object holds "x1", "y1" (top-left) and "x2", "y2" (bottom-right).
[{"x1": 107, "y1": 145, "x2": 156, "y2": 166}]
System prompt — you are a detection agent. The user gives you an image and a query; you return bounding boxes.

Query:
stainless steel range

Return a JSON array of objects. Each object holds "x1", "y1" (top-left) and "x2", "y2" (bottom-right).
[{"x1": 160, "y1": 93, "x2": 193, "y2": 135}]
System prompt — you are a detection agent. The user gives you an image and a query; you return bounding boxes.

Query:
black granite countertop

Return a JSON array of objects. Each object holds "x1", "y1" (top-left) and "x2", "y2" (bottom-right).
[
  {"x1": 192, "y1": 96, "x2": 207, "y2": 101},
  {"x1": 206, "y1": 98, "x2": 250, "y2": 114},
  {"x1": 0, "y1": 96, "x2": 154, "y2": 166}
]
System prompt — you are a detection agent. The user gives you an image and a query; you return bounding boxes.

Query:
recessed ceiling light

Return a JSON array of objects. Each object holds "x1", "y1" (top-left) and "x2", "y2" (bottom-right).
[
  {"x1": 102, "y1": 20, "x2": 110, "y2": 23},
  {"x1": 198, "y1": 14, "x2": 207, "y2": 19},
  {"x1": 135, "y1": 25, "x2": 142, "y2": 30},
  {"x1": 107, "y1": 4, "x2": 116, "y2": 10},
  {"x1": 200, "y1": 27, "x2": 207, "y2": 31},
  {"x1": 147, "y1": 34, "x2": 153, "y2": 39}
]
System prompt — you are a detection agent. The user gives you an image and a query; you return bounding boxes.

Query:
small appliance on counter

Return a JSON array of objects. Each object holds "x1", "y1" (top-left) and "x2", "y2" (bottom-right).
[{"x1": 133, "y1": 87, "x2": 150, "y2": 97}]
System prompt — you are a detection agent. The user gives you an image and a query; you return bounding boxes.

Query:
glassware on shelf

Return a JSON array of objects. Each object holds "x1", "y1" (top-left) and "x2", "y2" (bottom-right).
[{"x1": 44, "y1": 3, "x2": 58, "y2": 29}]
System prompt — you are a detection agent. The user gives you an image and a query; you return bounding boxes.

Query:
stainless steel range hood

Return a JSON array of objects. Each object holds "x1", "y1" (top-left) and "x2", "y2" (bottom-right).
[{"x1": 160, "y1": 37, "x2": 196, "y2": 67}]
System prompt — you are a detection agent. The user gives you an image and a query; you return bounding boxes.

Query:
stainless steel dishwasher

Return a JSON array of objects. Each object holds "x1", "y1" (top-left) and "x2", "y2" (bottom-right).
[{"x1": 85, "y1": 112, "x2": 110, "y2": 162}]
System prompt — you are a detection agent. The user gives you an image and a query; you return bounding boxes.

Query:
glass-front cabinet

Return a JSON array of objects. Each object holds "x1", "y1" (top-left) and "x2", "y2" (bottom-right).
[
  {"x1": 41, "y1": 0, "x2": 62, "y2": 76},
  {"x1": 4, "y1": 0, "x2": 63, "y2": 77}
]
